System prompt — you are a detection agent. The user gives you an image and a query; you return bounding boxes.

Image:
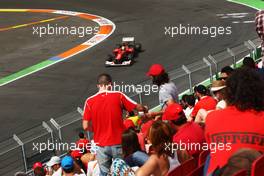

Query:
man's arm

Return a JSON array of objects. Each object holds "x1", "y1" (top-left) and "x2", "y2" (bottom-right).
[
  {"x1": 82, "y1": 100, "x2": 91, "y2": 131},
  {"x1": 83, "y1": 120, "x2": 89, "y2": 131}
]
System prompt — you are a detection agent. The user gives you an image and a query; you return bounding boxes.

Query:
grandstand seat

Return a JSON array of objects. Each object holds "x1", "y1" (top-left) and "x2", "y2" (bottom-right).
[
  {"x1": 187, "y1": 164, "x2": 204, "y2": 176},
  {"x1": 198, "y1": 150, "x2": 210, "y2": 166},
  {"x1": 251, "y1": 154, "x2": 264, "y2": 176},
  {"x1": 167, "y1": 157, "x2": 197, "y2": 176},
  {"x1": 232, "y1": 169, "x2": 247, "y2": 176}
]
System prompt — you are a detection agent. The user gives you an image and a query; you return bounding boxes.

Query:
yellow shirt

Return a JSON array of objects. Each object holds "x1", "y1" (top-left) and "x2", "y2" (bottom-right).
[{"x1": 128, "y1": 116, "x2": 140, "y2": 126}]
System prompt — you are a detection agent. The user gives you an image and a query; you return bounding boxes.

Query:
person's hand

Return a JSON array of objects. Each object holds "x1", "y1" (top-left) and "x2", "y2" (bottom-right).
[
  {"x1": 154, "y1": 115, "x2": 161, "y2": 121},
  {"x1": 144, "y1": 112, "x2": 153, "y2": 119},
  {"x1": 143, "y1": 106, "x2": 149, "y2": 113}
]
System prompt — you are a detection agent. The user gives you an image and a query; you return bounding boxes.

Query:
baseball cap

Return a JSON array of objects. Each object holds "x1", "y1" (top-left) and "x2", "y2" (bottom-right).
[
  {"x1": 61, "y1": 156, "x2": 74, "y2": 170},
  {"x1": 162, "y1": 103, "x2": 183, "y2": 121},
  {"x1": 71, "y1": 149, "x2": 83, "y2": 159},
  {"x1": 194, "y1": 85, "x2": 207, "y2": 94},
  {"x1": 211, "y1": 80, "x2": 226, "y2": 92},
  {"x1": 146, "y1": 64, "x2": 165, "y2": 76},
  {"x1": 32, "y1": 162, "x2": 43, "y2": 170},
  {"x1": 46, "y1": 156, "x2": 61, "y2": 167}
]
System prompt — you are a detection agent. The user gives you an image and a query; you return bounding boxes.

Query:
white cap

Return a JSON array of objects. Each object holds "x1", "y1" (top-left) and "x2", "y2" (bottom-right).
[{"x1": 46, "y1": 156, "x2": 61, "y2": 167}]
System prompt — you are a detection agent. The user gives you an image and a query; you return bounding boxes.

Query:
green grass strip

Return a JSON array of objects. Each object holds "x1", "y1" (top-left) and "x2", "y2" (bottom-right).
[
  {"x1": 0, "y1": 60, "x2": 55, "y2": 86},
  {"x1": 228, "y1": 0, "x2": 264, "y2": 10}
]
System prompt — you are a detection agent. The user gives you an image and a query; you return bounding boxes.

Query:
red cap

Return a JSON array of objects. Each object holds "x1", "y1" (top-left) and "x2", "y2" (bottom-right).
[
  {"x1": 123, "y1": 119, "x2": 135, "y2": 130},
  {"x1": 71, "y1": 149, "x2": 83, "y2": 159},
  {"x1": 33, "y1": 162, "x2": 43, "y2": 170},
  {"x1": 146, "y1": 64, "x2": 165, "y2": 76},
  {"x1": 162, "y1": 103, "x2": 183, "y2": 121},
  {"x1": 141, "y1": 120, "x2": 154, "y2": 138}
]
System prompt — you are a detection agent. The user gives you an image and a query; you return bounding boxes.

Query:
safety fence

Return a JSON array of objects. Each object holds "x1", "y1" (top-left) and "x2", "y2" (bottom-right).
[{"x1": 0, "y1": 38, "x2": 262, "y2": 176}]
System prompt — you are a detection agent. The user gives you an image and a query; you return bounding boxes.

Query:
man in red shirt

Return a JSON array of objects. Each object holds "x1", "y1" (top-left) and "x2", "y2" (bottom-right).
[
  {"x1": 205, "y1": 68, "x2": 264, "y2": 175},
  {"x1": 82, "y1": 73, "x2": 146, "y2": 176},
  {"x1": 191, "y1": 85, "x2": 217, "y2": 121},
  {"x1": 162, "y1": 103, "x2": 205, "y2": 158},
  {"x1": 76, "y1": 132, "x2": 89, "y2": 153}
]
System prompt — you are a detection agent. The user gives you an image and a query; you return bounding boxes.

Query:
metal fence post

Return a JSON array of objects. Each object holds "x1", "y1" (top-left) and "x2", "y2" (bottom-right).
[
  {"x1": 182, "y1": 65, "x2": 192, "y2": 93},
  {"x1": 13, "y1": 134, "x2": 27, "y2": 173},
  {"x1": 133, "y1": 85, "x2": 143, "y2": 104},
  {"x1": 138, "y1": 93, "x2": 143, "y2": 104},
  {"x1": 244, "y1": 41, "x2": 254, "y2": 59},
  {"x1": 50, "y1": 118, "x2": 62, "y2": 141},
  {"x1": 42, "y1": 121, "x2": 54, "y2": 144},
  {"x1": 208, "y1": 55, "x2": 218, "y2": 79},
  {"x1": 227, "y1": 48, "x2": 236, "y2": 68},
  {"x1": 247, "y1": 40, "x2": 257, "y2": 60},
  {"x1": 77, "y1": 107, "x2": 84, "y2": 116},
  {"x1": 203, "y1": 57, "x2": 213, "y2": 83}
]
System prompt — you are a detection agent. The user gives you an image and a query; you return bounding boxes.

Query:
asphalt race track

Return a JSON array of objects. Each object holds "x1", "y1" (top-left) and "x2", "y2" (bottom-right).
[{"x1": 0, "y1": 0, "x2": 258, "y2": 141}]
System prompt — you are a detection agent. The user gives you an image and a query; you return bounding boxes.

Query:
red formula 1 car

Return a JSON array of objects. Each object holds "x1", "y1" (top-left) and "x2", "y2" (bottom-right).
[{"x1": 105, "y1": 37, "x2": 142, "y2": 67}]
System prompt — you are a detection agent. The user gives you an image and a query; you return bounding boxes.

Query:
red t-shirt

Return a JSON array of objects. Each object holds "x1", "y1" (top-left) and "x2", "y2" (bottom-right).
[
  {"x1": 83, "y1": 91, "x2": 137, "y2": 147},
  {"x1": 173, "y1": 122, "x2": 205, "y2": 155},
  {"x1": 205, "y1": 106, "x2": 264, "y2": 174},
  {"x1": 191, "y1": 96, "x2": 217, "y2": 117},
  {"x1": 76, "y1": 138, "x2": 89, "y2": 150}
]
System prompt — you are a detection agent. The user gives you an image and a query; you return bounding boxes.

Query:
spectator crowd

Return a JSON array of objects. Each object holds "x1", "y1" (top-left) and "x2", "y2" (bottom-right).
[{"x1": 15, "y1": 10, "x2": 264, "y2": 176}]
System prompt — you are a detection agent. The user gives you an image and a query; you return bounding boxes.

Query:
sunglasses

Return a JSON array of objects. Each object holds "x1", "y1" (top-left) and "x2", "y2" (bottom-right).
[{"x1": 217, "y1": 77, "x2": 228, "y2": 81}]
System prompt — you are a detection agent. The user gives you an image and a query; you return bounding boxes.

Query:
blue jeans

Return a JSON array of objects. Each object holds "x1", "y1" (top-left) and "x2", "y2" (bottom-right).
[
  {"x1": 203, "y1": 154, "x2": 211, "y2": 176},
  {"x1": 87, "y1": 131, "x2": 94, "y2": 141},
  {"x1": 96, "y1": 145, "x2": 123, "y2": 176},
  {"x1": 125, "y1": 151, "x2": 149, "y2": 167}
]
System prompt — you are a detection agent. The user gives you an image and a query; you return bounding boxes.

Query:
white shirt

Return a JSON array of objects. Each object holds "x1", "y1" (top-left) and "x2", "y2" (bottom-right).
[
  {"x1": 87, "y1": 160, "x2": 100, "y2": 176},
  {"x1": 184, "y1": 107, "x2": 193, "y2": 121},
  {"x1": 216, "y1": 100, "x2": 226, "y2": 110},
  {"x1": 52, "y1": 167, "x2": 62, "y2": 176},
  {"x1": 159, "y1": 82, "x2": 179, "y2": 108},
  {"x1": 168, "y1": 152, "x2": 180, "y2": 173}
]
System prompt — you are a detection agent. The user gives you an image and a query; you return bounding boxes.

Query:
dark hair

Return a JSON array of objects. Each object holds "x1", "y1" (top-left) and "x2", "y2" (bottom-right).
[
  {"x1": 194, "y1": 85, "x2": 207, "y2": 95},
  {"x1": 220, "y1": 149, "x2": 262, "y2": 176},
  {"x1": 149, "y1": 121, "x2": 173, "y2": 157},
  {"x1": 152, "y1": 72, "x2": 169, "y2": 86},
  {"x1": 181, "y1": 94, "x2": 188, "y2": 103},
  {"x1": 171, "y1": 112, "x2": 187, "y2": 126},
  {"x1": 186, "y1": 94, "x2": 195, "y2": 107},
  {"x1": 221, "y1": 66, "x2": 234, "y2": 75},
  {"x1": 225, "y1": 68, "x2": 264, "y2": 111},
  {"x1": 128, "y1": 111, "x2": 135, "y2": 117},
  {"x1": 122, "y1": 129, "x2": 141, "y2": 158},
  {"x1": 33, "y1": 167, "x2": 46, "y2": 176},
  {"x1": 243, "y1": 57, "x2": 255, "y2": 69},
  {"x1": 78, "y1": 132, "x2": 84, "y2": 139},
  {"x1": 63, "y1": 167, "x2": 74, "y2": 173},
  {"x1": 97, "y1": 73, "x2": 112, "y2": 85}
]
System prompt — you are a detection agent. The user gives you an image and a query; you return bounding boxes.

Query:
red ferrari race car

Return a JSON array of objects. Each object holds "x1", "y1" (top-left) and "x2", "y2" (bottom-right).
[{"x1": 105, "y1": 37, "x2": 142, "y2": 67}]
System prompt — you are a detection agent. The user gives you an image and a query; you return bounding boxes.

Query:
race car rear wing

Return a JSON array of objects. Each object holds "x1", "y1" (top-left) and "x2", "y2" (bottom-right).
[{"x1": 122, "y1": 37, "x2": 135, "y2": 42}]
